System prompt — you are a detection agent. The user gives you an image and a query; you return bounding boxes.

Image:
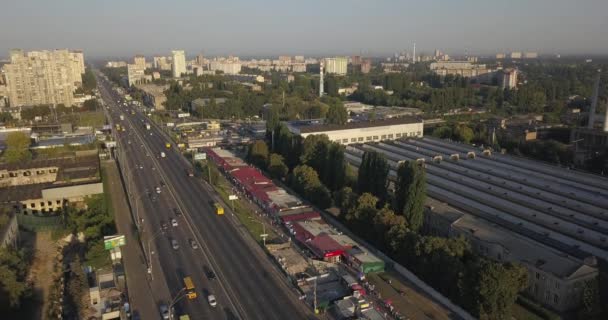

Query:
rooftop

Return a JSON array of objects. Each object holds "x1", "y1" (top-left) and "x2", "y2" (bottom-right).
[
  {"x1": 287, "y1": 116, "x2": 421, "y2": 134},
  {"x1": 345, "y1": 137, "x2": 608, "y2": 262},
  {"x1": 453, "y1": 213, "x2": 597, "y2": 279},
  {"x1": 0, "y1": 154, "x2": 100, "y2": 203}
]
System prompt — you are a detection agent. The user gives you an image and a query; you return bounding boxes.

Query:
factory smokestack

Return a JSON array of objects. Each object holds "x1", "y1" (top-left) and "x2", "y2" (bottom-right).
[{"x1": 587, "y1": 69, "x2": 601, "y2": 129}]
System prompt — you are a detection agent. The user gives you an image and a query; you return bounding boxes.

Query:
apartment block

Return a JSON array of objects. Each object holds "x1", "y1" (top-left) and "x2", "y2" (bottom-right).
[
  {"x1": 2, "y1": 49, "x2": 85, "y2": 107},
  {"x1": 172, "y1": 50, "x2": 186, "y2": 78},
  {"x1": 324, "y1": 57, "x2": 348, "y2": 75}
]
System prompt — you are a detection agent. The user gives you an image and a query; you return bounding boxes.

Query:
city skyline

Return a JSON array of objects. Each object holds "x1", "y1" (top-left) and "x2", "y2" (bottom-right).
[{"x1": 1, "y1": 0, "x2": 607, "y2": 58}]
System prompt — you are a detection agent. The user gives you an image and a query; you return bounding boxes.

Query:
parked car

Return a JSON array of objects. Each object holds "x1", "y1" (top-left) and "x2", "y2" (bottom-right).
[
  {"x1": 207, "y1": 294, "x2": 217, "y2": 307},
  {"x1": 173, "y1": 208, "x2": 182, "y2": 218},
  {"x1": 204, "y1": 266, "x2": 216, "y2": 280},
  {"x1": 171, "y1": 218, "x2": 178, "y2": 227},
  {"x1": 189, "y1": 239, "x2": 199, "y2": 249},
  {"x1": 159, "y1": 304, "x2": 170, "y2": 320},
  {"x1": 171, "y1": 239, "x2": 179, "y2": 250}
]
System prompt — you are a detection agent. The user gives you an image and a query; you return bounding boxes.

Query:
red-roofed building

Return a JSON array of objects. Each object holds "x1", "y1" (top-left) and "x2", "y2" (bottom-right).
[{"x1": 308, "y1": 234, "x2": 345, "y2": 262}]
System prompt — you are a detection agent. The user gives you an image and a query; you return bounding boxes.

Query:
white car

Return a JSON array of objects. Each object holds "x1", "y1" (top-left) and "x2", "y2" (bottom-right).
[
  {"x1": 156, "y1": 187, "x2": 161, "y2": 194},
  {"x1": 171, "y1": 218, "x2": 178, "y2": 227},
  {"x1": 208, "y1": 294, "x2": 217, "y2": 307}
]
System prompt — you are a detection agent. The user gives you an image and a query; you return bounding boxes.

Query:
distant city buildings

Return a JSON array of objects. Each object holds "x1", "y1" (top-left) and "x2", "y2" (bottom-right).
[
  {"x1": 171, "y1": 50, "x2": 186, "y2": 78},
  {"x1": 209, "y1": 56, "x2": 242, "y2": 75},
  {"x1": 324, "y1": 57, "x2": 348, "y2": 75},
  {"x1": 524, "y1": 52, "x2": 539, "y2": 59},
  {"x1": 153, "y1": 56, "x2": 172, "y2": 71},
  {"x1": 510, "y1": 52, "x2": 522, "y2": 59},
  {"x1": 286, "y1": 117, "x2": 423, "y2": 145},
  {"x1": 105, "y1": 61, "x2": 127, "y2": 68},
  {"x1": 500, "y1": 68, "x2": 518, "y2": 89},
  {"x1": 360, "y1": 59, "x2": 372, "y2": 74},
  {"x1": 134, "y1": 55, "x2": 146, "y2": 70},
  {"x1": 126, "y1": 55, "x2": 149, "y2": 86},
  {"x1": 1, "y1": 49, "x2": 85, "y2": 107},
  {"x1": 430, "y1": 60, "x2": 493, "y2": 80}
]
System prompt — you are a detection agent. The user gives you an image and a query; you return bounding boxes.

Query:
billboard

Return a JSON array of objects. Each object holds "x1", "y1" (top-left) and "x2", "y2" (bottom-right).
[
  {"x1": 166, "y1": 122, "x2": 175, "y2": 127},
  {"x1": 177, "y1": 113, "x2": 190, "y2": 118},
  {"x1": 104, "y1": 235, "x2": 126, "y2": 250},
  {"x1": 194, "y1": 153, "x2": 207, "y2": 160}
]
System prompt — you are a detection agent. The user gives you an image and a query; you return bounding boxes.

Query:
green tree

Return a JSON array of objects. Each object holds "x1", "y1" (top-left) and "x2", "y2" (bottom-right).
[
  {"x1": 357, "y1": 151, "x2": 389, "y2": 202},
  {"x1": 334, "y1": 186, "x2": 357, "y2": 215},
  {"x1": 0, "y1": 247, "x2": 29, "y2": 307},
  {"x1": 290, "y1": 165, "x2": 332, "y2": 209},
  {"x1": 3, "y1": 132, "x2": 32, "y2": 163},
  {"x1": 0, "y1": 112, "x2": 13, "y2": 123},
  {"x1": 395, "y1": 162, "x2": 427, "y2": 232},
  {"x1": 460, "y1": 259, "x2": 528, "y2": 319},
  {"x1": 432, "y1": 126, "x2": 453, "y2": 139},
  {"x1": 267, "y1": 153, "x2": 288, "y2": 180},
  {"x1": 81, "y1": 68, "x2": 98, "y2": 93},
  {"x1": 82, "y1": 99, "x2": 100, "y2": 111},
  {"x1": 453, "y1": 124, "x2": 475, "y2": 144},
  {"x1": 247, "y1": 140, "x2": 269, "y2": 168},
  {"x1": 326, "y1": 103, "x2": 348, "y2": 125}
]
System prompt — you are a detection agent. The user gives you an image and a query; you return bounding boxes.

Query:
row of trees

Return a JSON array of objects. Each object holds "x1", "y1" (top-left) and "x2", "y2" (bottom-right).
[
  {"x1": 336, "y1": 189, "x2": 528, "y2": 319},
  {"x1": 65, "y1": 195, "x2": 116, "y2": 268},
  {"x1": 0, "y1": 246, "x2": 30, "y2": 308}
]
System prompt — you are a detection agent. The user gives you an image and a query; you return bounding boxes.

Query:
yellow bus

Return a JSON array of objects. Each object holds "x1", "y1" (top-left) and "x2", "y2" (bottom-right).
[
  {"x1": 184, "y1": 276, "x2": 197, "y2": 299},
  {"x1": 214, "y1": 203, "x2": 224, "y2": 215}
]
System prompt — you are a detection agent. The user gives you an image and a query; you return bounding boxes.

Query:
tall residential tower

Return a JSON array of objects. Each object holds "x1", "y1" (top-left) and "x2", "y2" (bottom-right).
[{"x1": 171, "y1": 50, "x2": 186, "y2": 78}]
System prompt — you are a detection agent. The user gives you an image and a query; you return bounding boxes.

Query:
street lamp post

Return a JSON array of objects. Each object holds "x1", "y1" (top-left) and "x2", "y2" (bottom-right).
[
  {"x1": 248, "y1": 217, "x2": 268, "y2": 246},
  {"x1": 146, "y1": 228, "x2": 165, "y2": 280},
  {"x1": 168, "y1": 287, "x2": 187, "y2": 320}
]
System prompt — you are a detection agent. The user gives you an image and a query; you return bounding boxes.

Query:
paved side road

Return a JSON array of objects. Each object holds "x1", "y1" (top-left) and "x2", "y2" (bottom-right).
[{"x1": 103, "y1": 160, "x2": 169, "y2": 320}]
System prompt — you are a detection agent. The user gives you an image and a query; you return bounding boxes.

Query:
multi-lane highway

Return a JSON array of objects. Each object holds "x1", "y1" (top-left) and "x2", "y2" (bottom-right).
[{"x1": 97, "y1": 73, "x2": 314, "y2": 320}]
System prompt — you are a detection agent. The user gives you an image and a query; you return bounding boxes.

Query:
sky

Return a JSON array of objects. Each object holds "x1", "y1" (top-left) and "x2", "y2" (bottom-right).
[{"x1": 1, "y1": 0, "x2": 607, "y2": 59}]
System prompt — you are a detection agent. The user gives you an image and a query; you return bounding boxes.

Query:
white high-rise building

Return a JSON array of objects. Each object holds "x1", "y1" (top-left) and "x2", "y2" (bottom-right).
[
  {"x1": 323, "y1": 57, "x2": 347, "y2": 75},
  {"x1": 2, "y1": 49, "x2": 85, "y2": 107},
  {"x1": 171, "y1": 50, "x2": 186, "y2": 78}
]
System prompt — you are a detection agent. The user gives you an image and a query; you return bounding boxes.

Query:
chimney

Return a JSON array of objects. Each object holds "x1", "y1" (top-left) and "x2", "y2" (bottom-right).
[{"x1": 587, "y1": 69, "x2": 601, "y2": 129}]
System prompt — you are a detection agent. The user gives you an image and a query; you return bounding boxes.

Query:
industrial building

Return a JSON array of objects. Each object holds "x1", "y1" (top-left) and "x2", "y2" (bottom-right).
[
  {"x1": 286, "y1": 117, "x2": 424, "y2": 145},
  {"x1": 0, "y1": 153, "x2": 103, "y2": 215},
  {"x1": 343, "y1": 137, "x2": 607, "y2": 313}
]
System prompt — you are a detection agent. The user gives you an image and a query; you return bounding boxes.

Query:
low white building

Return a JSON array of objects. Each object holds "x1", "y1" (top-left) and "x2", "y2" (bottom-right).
[{"x1": 286, "y1": 117, "x2": 423, "y2": 145}]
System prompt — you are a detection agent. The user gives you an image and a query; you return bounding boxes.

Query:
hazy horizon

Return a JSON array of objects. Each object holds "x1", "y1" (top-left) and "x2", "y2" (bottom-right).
[{"x1": 1, "y1": 0, "x2": 607, "y2": 59}]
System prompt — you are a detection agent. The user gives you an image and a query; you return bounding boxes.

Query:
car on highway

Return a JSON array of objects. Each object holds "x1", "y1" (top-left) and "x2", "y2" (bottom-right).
[
  {"x1": 161, "y1": 221, "x2": 169, "y2": 230},
  {"x1": 189, "y1": 239, "x2": 199, "y2": 249},
  {"x1": 203, "y1": 266, "x2": 216, "y2": 280},
  {"x1": 156, "y1": 187, "x2": 161, "y2": 194},
  {"x1": 171, "y1": 239, "x2": 179, "y2": 250},
  {"x1": 207, "y1": 294, "x2": 217, "y2": 307},
  {"x1": 171, "y1": 218, "x2": 178, "y2": 227},
  {"x1": 173, "y1": 208, "x2": 182, "y2": 217},
  {"x1": 159, "y1": 304, "x2": 170, "y2": 320}
]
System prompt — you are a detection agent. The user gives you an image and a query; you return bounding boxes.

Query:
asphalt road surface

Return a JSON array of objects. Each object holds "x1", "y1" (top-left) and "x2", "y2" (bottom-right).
[{"x1": 97, "y1": 73, "x2": 315, "y2": 320}]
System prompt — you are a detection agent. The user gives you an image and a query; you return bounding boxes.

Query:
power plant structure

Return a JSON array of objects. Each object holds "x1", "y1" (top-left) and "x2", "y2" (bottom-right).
[
  {"x1": 319, "y1": 61, "x2": 324, "y2": 97},
  {"x1": 570, "y1": 69, "x2": 608, "y2": 168}
]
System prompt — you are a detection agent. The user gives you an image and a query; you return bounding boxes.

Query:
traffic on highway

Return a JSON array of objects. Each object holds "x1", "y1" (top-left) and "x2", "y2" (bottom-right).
[{"x1": 96, "y1": 71, "x2": 314, "y2": 320}]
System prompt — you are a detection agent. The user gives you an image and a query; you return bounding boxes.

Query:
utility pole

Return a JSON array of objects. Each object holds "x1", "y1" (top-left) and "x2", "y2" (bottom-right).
[{"x1": 313, "y1": 277, "x2": 318, "y2": 314}]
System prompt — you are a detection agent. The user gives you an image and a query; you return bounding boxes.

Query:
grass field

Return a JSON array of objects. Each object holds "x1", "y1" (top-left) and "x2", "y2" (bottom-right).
[{"x1": 59, "y1": 111, "x2": 106, "y2": 127}]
